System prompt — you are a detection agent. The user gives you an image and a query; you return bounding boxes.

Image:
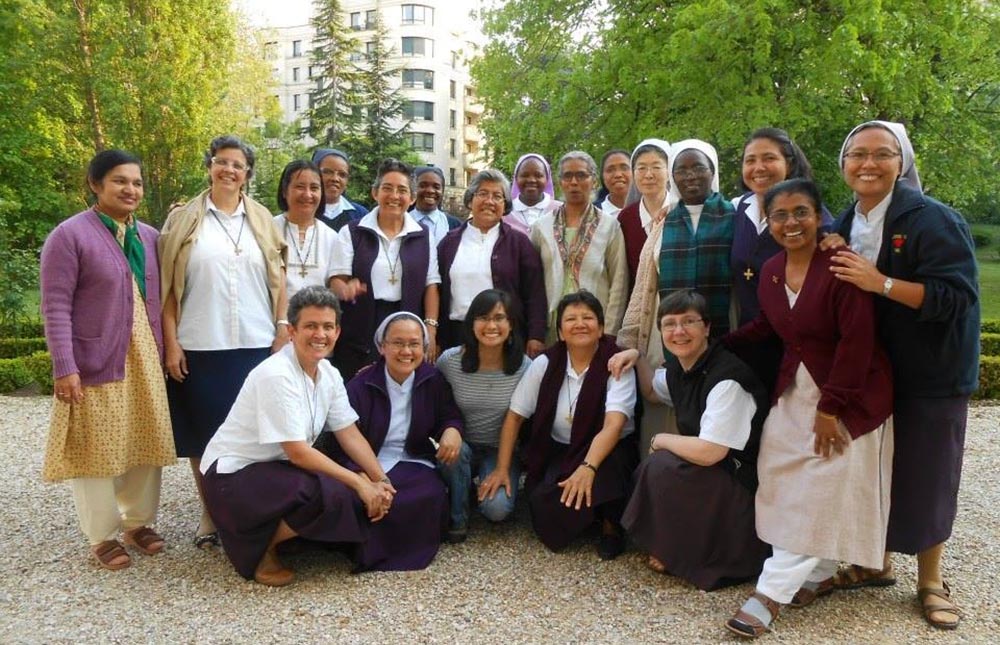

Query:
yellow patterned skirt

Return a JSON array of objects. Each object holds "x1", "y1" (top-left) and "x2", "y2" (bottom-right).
[{"x1": 43, "y1": 281, "x2": 176, "y2": 481}]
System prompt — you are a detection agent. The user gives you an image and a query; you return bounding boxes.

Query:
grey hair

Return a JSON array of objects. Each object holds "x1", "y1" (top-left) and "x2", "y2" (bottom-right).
[
  {"x1": 204, "y1": 135, "x2": 256, "y2": 182},
  {"x1": 463, "y1": 168, "x2": 512, "y2": 214},
  {"x1": 557, "y1": 150, "x2": 598, "y2": 179},
  {"x1": 288, "y1": 286, "x2": 342, "y2": 326}
]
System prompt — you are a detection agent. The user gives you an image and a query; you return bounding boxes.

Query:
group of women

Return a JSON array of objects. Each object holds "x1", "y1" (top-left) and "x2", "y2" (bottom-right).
[{"x1": 40, "y1": 120, "x2": 978, "y2": 636}]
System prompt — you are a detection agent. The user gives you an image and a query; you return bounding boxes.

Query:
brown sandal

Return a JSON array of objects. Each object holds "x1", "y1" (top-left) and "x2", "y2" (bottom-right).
[
  {"x1": 726, "y1": 591, "x2": 780, "y2": 639},
  {"x1": 93, "y1": 540, "x2": 131, "y2": 571},
  {"x1": 124, "y1": 526, "x2": 165, "y2": 556},
  {"x1": 832, "y1": 564, "x2": 896, "y2": 590},
  {"x1": 789, "y1": 577, "x2": 834, "y2": 608},
  {"x1": 918, "y1": 583, "x2": 961, "y2": 630}
]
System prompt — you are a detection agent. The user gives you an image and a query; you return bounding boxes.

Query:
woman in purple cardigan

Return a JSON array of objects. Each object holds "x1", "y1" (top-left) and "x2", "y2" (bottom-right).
[
  {"x1": 437, "y1": 168, "x2": 547, "y2": 357},
  {"x1": 40, "y1": 150, "x2": 176, "y2": 571},
  {"x1": 723, "y1": 179, "x2": 893, "y2": 639},
  {"x1": 339, "y1": 312, "x2": 464, "y2": 571}
]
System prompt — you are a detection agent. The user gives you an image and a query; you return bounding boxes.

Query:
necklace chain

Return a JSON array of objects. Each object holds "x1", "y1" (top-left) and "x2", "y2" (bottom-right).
[
  {"x1": 285, "y1": 219, "x2": 316, "y2": 278},
  {"x1": 379, "y1": 237, "x2": 401, "y2": 285},
  {"x1": 564, "y1": 372, "x2": 582, "y2": 424},
  {"x1": 210, "y1": 209, "x2": 245, "y2": 255}
]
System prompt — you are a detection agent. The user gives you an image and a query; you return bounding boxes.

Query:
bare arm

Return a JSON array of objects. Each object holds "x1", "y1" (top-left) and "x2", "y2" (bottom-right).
[{"x1": 650, "y1": 433, "x2": 728, "y2": 466}]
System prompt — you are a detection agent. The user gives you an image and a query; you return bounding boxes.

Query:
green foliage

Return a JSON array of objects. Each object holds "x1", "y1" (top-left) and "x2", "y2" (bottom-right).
[
  {"x1": 982, "y1": 333, "x2": 1000, "y2": 357},
  {"x1": 0, "y1": 338, "x2": 47, "y2": 359},
  {"x1": 22, "y1": 350, "x2": 53, "y2": 394},
  {"x1": 252, "y1": 117, "x2": 311, "y2": 214},
  {"x1": 307, "y1": 0, "x2": 365, "y2": 146},
  {"x1": 975, "y1": 356, "x2": 1000, "y2": 400},
  {"x1": 983, "y1": 319, "x2": 1000, "y2": 334},
  {"x1": 0, "y1": 197, "x2": 40, "y2": 334},
  {"x1": 472, "y1": 0, "x2": 1000, "y2": 208},
  {"x1": 0, "y1": 357, "x2": 32, "y2": 393}
]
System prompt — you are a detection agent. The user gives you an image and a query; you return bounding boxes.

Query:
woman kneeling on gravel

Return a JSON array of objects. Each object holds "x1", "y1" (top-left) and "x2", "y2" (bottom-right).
[{"x1": 200, "y1": 287, "x2": 394, "y2": 586}]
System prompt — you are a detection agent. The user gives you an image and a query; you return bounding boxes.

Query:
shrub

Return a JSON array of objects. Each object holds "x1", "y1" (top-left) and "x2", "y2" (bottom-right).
[
  {"x1": 982, "y1": 333, "x2": 1000, "y2": 357},
  {"x1": 22, "y1": 351, "x2": 53, "y2": 395},
  {"x1": 984, "y1": 319, "x2": 1000, "y2": 334},
  {"x1": 976, "y1": 356, "x2": 1000, "y2": 400},
  {"x1": 0, "y1": 337, "x2": 47, "y2": 359},
  {"x1": 0, "y1": 357, "x2": 32, "y2": 393},
  {"x1": 972, "y1": 232, "x2": 992, "y2": 248}
]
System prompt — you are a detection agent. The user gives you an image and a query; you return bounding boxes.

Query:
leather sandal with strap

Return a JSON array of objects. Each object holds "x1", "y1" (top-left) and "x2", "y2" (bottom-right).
[
  {"x1": 726, "y1": 592, "x2": 780, "y2": 639},
  {"x1": 124, "y1": 526, "x2": 165, "y2": 556},
  {"x1": 93, "y1": 540, "x2": 132, "y2": 571},
  {"x1": 789, "y1": 577, "x2": 835, "y2": 608},
  {"x1": 832, "y1": 563, "x2": 896, "y2": 590},
  {"x1": 918, "y1": 582, "x2": 961, "y2": 630}
]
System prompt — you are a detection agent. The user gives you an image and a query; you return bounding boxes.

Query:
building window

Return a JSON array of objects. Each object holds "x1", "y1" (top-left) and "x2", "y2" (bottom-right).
[
  {"x1": 449, "y1": 168, "x2": 456, "y2": 187},
  {"x1": 409, "y1": 133, "x2": 434, "y2": 152},
  {"x1": 449, "y1": 110, "x2": 456, "y2": 129},
  {"x1": 449, "y1": 139, "x2": 456, "y2": 158},
  {"x1": 349, "y1": 49, "x2": 365, "y2": 62},
  {"x1": 292, "y1": 40, "x2": 302, "y2": 57},
  {"x1": 401, "y1": 37, "x2": 433, "y2": 57},
  {"x1": 401, "y1": 4, "x2": 434, "y2": 25},
  {"x1": 308, "y1": 66, "x2": 315, "y2": 79},
  {"x1": 292, "y1": 67, "x2": 300, "y2": 82},
  {"x1": 403, "y1": 100, "x2": 434, "y2": 122},
  {"x1": 466, "y1": 115, "x2": 474, "y2": 125},
  {"x1": 366, "y1": 41, "x2": 376, "y2": 59},
  {"x1": 293, "y1": 94, "x2": 301, "y2": 111},
  {"x1": 350, "y1": 12, "x2": 362, "y2": 30},
  {"x1": 451, "y1": 51, "x2": 458, "y2": 67},
  {"x1": 366, "y1": 10, "x2": 377, "y2": 29},
  {"x1": 450, "y1": 80, "x2": 456, "y2": 99},
  {"x1": 402, "y1": 69, "x2": 433, "y2": 89}
]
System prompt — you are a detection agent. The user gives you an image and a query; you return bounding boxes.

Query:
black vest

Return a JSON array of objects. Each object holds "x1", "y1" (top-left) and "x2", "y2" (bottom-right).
[{"x1": 664, "y1": 342, "x2": 768, "y2": 491}]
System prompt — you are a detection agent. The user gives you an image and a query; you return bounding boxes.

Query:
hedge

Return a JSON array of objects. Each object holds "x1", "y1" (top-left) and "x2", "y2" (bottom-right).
[
  {"x1": 22, "y1": 351, "x2": 54, "y2": 394},
  {"x1": 0, "y1": 337, "x2": 47, "y2": 359},
  {"x1": 0, "y1": 357, "x2": 33, "y2": 392},
  {"x1": 976, "y1": 356, "x2": 1000, "y2": 400},
  {"x1": 983, "y1": 319, "x2": 1000, "y2": 335},
  {"x1": 982, "y1": 333, "x2": 1000, "y2": 357}
]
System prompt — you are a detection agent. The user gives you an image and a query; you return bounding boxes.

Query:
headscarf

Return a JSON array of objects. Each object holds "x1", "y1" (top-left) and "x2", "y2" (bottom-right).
[
  {"x1": 667, "y1": 139, "x2": 721, "y2": 206},
  {"x1": 839, "y1": 120, "x2": 922, "y2": 192},
  {"x1": 373, "y1": 311, "x2": 429, "y2": 352},
  {"x1": 311, "y1": 148, "x2": 350, "y2": 167},
  {"x1": 629, "y1": 138, "x2": 672, "y2": 167},
  {"x1": 626, "y1": 138, "x2": 673, "y2": 209},
  {"x1": 510, "y1": 153, "x2": 555, "y2": 201}
]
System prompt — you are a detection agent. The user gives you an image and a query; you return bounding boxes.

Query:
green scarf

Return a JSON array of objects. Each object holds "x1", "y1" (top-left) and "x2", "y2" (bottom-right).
[{"x1": 96, "y1": 210, "x2": 146, "y2": 298}]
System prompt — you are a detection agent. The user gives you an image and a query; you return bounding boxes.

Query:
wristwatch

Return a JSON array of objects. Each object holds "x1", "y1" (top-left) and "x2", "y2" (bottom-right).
[{"x1": 881, "y1": 277, "x2": 894, "y2": 297}]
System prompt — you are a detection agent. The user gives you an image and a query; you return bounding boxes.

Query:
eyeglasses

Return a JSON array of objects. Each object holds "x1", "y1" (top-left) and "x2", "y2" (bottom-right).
[
  {"x1": 560, "y1": 171, "x2": 592, "y2": 182},
  {"x1": 474, "y1": 314, "x2": 509, "y2": 325},
  {"x1": 474, "y1": 190, "x2": 506, "y2": 202},
  {"x1": 378, "y1": 184, "x2": 411, "y2": 196},
  {"x1": 661, "y1": 317, "x2": 704, "y2": 333},
  {"x1": 384, "y1": 340, "x2": 423, "y2": 351},
  {"x1": 211, "y1": 157, "x2": 248, "y2": 172},
  {"x1": 767, "y1": 207, "x2": 815, "y2": 224},
  {"x1": 634, "y1": 163, "x2": 667, "y2": 175},
  {"x1": 320, "y1": 168, "x2": 349, "y2": 179},
  {"x1": 842, "y1": 150, "x2": 901, "y2": 163},
  {"x1": 672, "y1": 166, "x2": 712, "y2": 179}
]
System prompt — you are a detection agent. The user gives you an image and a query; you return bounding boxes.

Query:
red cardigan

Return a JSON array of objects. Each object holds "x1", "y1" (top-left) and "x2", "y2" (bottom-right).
[
  {"x1": 725, "y1": 247, "x2": 893, "y2": 439},
  {"x1": 617, "y1": 203, "x2": 646, "y2": 288}
]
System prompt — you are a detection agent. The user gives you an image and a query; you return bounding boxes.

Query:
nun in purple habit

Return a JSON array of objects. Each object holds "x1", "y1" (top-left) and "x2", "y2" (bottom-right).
[{"x1": 340, "y1": 312, "x2": 465, "y2": 572}]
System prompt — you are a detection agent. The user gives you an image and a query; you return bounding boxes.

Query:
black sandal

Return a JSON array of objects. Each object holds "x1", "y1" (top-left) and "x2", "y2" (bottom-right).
[{"x1": 194, "y1": 531, "x2": 220, "y2": 549}]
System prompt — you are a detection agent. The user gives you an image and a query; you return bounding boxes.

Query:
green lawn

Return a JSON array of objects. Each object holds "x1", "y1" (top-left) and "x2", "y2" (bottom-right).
[{"x1": 972, "y1": 224, "x2": 1000, "y2": 320}]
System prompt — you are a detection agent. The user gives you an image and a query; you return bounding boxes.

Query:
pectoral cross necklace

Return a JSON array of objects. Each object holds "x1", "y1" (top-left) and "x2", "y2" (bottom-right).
[
  {"x1": 211, "y1": 210, "x2": 245, "y2": 255},
  {"x1": 380, "y1": 237, "x2": 401, "y2": 285},
  {"x1": 285, "y1": 220, "x2": 316, "y2": 278}
]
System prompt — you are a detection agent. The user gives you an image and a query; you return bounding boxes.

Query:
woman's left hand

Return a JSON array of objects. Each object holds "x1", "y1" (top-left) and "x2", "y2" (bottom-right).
[
  {"x1": 558, "y1": 464, "x2": 595, "y2": 510},
  {"x1": 829, "y1": 250, "x2": 884, "y2": 294},
  {"x1": 435, "y1": 427, "x2": 462, "y2": 465},
  {"x1": 271, "y1": 324, "x2": 291, "y2": 353},
  {"x1": 54, "y1": 373, "x2": 84, "y2": 404},
  {"x1": 425, "y1": 328, "x2": 438, "y2": 364},
  {"x1": 812, "y1": 411, "x2": 851, "y2": 458},
  {"x1": 526, "y1": 339, "x2": 545, "y2": 359}
]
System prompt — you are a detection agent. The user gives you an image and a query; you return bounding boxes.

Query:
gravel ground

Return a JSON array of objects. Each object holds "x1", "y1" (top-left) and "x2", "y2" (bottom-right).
[{"x1": 0, "y1": 395, "x2": 997, "y2": 644}]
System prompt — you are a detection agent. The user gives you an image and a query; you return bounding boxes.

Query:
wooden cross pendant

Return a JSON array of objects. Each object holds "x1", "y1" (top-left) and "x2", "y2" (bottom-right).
[
  {"x1": 298, "y1": 266, "x2": 309, "y2": 278},
  {"x1": 743, "y1": 267, "x2": 754, "y2": 280},
  {"x1": 388, "y1": 274, "x2": 398, "y2": 285},
  {"x1": 565, "y1": 413, "x2": 573, "y2": 424},
  {"x1": 235, "y1": 247, "x2": 242, "y2": 256}
]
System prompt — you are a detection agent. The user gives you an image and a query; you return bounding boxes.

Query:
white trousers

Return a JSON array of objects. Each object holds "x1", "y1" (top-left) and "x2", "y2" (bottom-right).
[
  {"x1": 755, "y1": 546, "x2": 838, "y2": 605},
  {"x1": 71, "y1": 466, "x2": 162, "y2": 545}
]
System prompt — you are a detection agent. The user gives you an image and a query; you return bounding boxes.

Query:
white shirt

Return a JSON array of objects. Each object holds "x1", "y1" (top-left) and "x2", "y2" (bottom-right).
[
  {"x1": 686, "y1": 204, "x2": 705, "y2": 234},
  {"x1": 201, "y1": 344, "x2": 359, "y2": 475},
  {"x1": 849, "y1": 191, "x2": 893, "y2": 264},
  {"x1": 510, "y1": 194, "x2": 553, "y2": 233},
  {"x1": 413, "y1": 208, "x2": 452, "y2": 246},
  {"x1": 323, "y1": 197, "x2": 359, "y2": 221},
  {"x1": 448, "y1": 223, "x2": 500, "y2": 321},
  {"x1": 651, "y1": 368, "x2": 757, "y2": 450},
  {"x1": 733, "y1": 193, "x2": 768, "y2": 234},
  {"x1": 273, "y1": 214, "x2": 339, "y2": 300},
  {"x1": 378, "y1": 367, "x2": 435, "y2": 472},
  {"x1": 639, "y1": 195, "x2": 671, "y2": 234},
  {"x1": 599, "y1": 195, "x2": 624, "y2": 219},
  {"x1": 178, "y1": 197, "x2": 275, "y2": 350},
  {"x1": 510, "y1": 355, "x2": 636, "y2": 444},
  {"x1": 331, "y1": 207, "x2": 441, "y2": 301}
]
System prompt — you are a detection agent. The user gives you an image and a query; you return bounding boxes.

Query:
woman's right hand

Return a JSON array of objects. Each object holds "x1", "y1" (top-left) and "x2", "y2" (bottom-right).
[
  {"x1": 478, "y1": 467, "x2": 511, "y2": 502},
  {"x1": 54, "y1": 373, "x2": 84, "y2": 404},
  {"x1": 608, "y1": 348, "x2": 640, "y2": 379},
  {"x1": 330, "y1": 277, "x2": 367, "y2": 303},
  {"x1": 357, "y1": 479, "x2": 389, "y2": 522},
  {"x1": 165, "y1": 341, "x2": 188, "y2": 382}
]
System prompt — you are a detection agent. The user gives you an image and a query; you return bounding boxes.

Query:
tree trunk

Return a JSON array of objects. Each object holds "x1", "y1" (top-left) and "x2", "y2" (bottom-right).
[{"x1": 73, "y1": 0, "x2": 106, "y2": 152}]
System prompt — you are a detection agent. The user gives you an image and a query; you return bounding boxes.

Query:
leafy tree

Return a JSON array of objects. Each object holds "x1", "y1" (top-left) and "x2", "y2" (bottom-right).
[{"x1": 307, "y1": 0, "x2": 365, "y2": 146}]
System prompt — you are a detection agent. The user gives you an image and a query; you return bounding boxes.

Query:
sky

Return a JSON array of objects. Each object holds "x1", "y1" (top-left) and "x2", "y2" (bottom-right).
[{"x1": 235, "y1": 0, "x2": 313, "y2": 27}]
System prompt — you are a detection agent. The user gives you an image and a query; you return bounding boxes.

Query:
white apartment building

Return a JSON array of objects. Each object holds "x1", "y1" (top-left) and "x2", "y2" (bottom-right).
[{"x1": 264, "y1": 0, "x2": 485, "y2": 198}]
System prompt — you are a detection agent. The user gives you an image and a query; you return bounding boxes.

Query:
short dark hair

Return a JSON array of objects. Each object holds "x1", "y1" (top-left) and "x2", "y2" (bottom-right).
[
  {"x1": 629, "y1": 144, "x2": 668, "y2": 168},
  {"x1": 656, "y1": 290, "x2": 708, "y2": 329},
  {"x1": 276, "y1": 160, "x2": 325, "y2": 218},
  {"x1": 763, "y1": 178, "x2": 823, "y2": 217},
  {"x1": 87, "y1": 150, "x2": 142, "y2": 194},
  {"x1": 204, "y1": 135, "x2": 256, "y2": 182},
  {"x1": 555, "y1": 289, "x2": 605, "y2": 334},
  {"x1": 288, "y1": 286, "x2": 342, "y2": 326},
  {"x1": 372, "y1": 158, "x2": 415, "y2": 192},
  {"x1": 739, "y1": 127, "x2": 815, "y2": 192},
  {"x1": 460, "y1": 289, "x2": 525, "y2": 375}
]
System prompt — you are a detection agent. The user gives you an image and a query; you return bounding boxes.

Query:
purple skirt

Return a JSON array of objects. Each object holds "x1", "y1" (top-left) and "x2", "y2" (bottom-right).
[
  {"x1": 203, "y1": 461, "x2": 367, "y2": 579},
  {"x1": 527, "y1": 438, "x2": 637, "y2": 552},
  {"x1": 353, "y1": 461, "x2": 448, "y2": 572},
  {"x1": 622, "y1": 450, "x2": 769, "y2": 590},
  {"x1": 886, "y1": 395, "x2": 968, "y2": 554}
]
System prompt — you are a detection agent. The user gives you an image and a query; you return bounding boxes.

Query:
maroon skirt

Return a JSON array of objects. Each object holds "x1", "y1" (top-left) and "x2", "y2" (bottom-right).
[
  {"x1": 622, "y1": 450, "x2": 768, "y2": 590},
  {"x1": 203, "y1": 460, "x2": 367, "y2": 579},
  {"x1": 353, "y1": 461, "x2": 448, "y2": 572},
  {"x1": 527, "y1": 438, "x2": 637, "y2": 552},
  {"x1": 886, "y1": 395, "x2": 968, "y2": 554}
]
